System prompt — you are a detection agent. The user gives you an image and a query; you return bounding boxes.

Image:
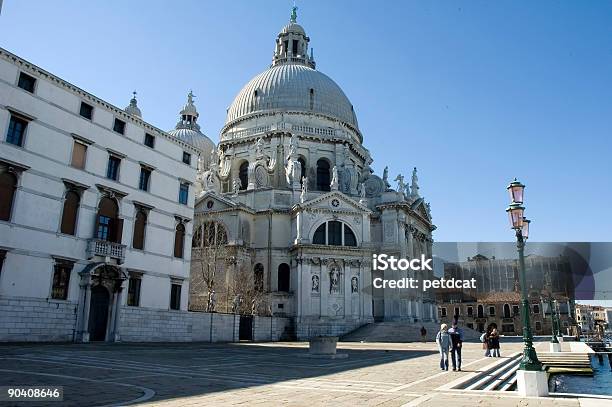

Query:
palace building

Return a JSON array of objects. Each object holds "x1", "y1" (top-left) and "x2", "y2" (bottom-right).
[
  {"x1": 0, "y1": 47, "x2": 201, "y2": 342},
  {"x1": 189, "y1": 9, "x2": 437, "y2": 339}
]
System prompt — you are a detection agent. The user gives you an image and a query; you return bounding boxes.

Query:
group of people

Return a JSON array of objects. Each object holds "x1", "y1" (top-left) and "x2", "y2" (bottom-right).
[
  {"x1": 435, "y1": 321, "x2": 464, "y2": 371},
  {"x1": 481, "y1": 323, "x2": 501, "y2": 357},
  {"x1": 434, "y1": 321, "x2": 502, "y2": 371}
]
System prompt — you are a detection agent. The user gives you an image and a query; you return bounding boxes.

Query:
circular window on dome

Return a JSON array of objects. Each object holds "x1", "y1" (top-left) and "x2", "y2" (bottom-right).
[{"x1": 206, "y1": 200, "x2": 214, "y2": 209}]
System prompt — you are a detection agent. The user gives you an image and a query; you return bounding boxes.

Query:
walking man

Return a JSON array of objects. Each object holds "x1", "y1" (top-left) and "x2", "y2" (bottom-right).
[{"x1": 448, "y1": 319, "x2": 464, "y2": 371}]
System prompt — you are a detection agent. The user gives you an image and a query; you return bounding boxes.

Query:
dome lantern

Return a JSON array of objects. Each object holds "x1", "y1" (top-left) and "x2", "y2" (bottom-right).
[
  {"x1": 124, "y1": 91, "x2": 142, "y2": 118},
  {"x1": 272, "y1": 6, "x2": 315, "y2": 69}
]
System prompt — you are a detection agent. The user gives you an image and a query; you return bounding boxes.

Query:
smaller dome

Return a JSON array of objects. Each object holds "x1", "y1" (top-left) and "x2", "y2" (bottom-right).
[
  {"x1": 169, "y1": 91, "x2": 215, "y2": 157},
  {"x1": 168, "y1": 128, "x2": 215, "y2": 154},
  {"x1": 124, "y1": 92, "x2": 142, "y2": 118}
]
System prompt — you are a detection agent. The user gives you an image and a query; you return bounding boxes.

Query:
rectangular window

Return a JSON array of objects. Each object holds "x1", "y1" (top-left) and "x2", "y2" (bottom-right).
[
  {"x1": 17, "y1": 72, "x2": 36, "y2": 93},
  {"x1": 6, "y1": 115, "x2": 28, "y2": 147},
  {"x1": 127, "y1": 276, "x2": 141, "y2": 306},
  {"x1": 113, "y1": 118, "x2": 126, "y2": 135},
  {"x1": 139, "y1": 167, "x2": 151, "y2": 191},
  {"x1": 467, "y1": 306, "x2": 473, "y2": 317},
  {"x1": 512, "y1": 305, "x2": 520, "y2": 316},
  {"x1": 182, "y1": 151, "x2": 191, "y2": 165},
  {"x1": 535, "y1": 321, "x2": 542, "y2": 331},
  {"x1": 489, "y1": 306, "x2": 496, "y2": 316},
  {"x1": 144, "y1": 133, "x2": 155, "y2": 148},
  {"x1": 179, "y1": 183, "x2": 189, "y2": 205},
  {"x1": 51, "y1": 261, "x2": 73, "y2": 300},
  {"x1": 97, "y1": 215, "x2": 111, "y2": 240},
  {"x1": 106, "y1": 156, "x2": 121, "y2": 181},
  {"x1": 440, "y1": 307, "x2": 447, "y2": 317},
  {"x1": 71, "y1": 140, "x2": 88, "y2": 169},
  {"x1": 170, "y1": 283, "x2": 181, "y2": 310},
  {"x1": 79, "y1": 102, "x2": 93, "y2": 120}
]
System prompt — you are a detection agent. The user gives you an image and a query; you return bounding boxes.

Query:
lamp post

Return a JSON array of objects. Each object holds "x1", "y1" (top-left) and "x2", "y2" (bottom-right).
[
  {"x1": 548, "y1": 296, "x2": 559, "y2": 343},
  {"x1": 506, "y1": 179, "x2": 543, "y2": 372}
]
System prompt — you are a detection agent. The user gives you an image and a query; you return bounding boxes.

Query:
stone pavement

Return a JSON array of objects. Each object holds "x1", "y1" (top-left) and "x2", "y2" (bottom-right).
[{"x1": 0, "y1": 340, "x2": 609, "y2": 406}]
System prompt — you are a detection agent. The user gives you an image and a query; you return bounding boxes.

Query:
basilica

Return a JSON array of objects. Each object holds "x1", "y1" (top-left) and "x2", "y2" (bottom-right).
[{"x1": 187, "y1": 9, "x2": 437, "y2": 339}]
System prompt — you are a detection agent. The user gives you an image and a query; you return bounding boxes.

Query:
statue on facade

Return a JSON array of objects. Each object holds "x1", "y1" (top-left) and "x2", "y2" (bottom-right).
[
  {"x1": 311, "y1": 275, "x2": 319, "y2": 293},
  {"x1": 359, "y1": 182, "x2": 366, "y2": 199},
  {"x1": 232, "y1": 177, "x2": 240, "y2": 196},
  {"x1": 382, "y1": 166, "x2": 390, "y2": 189},
  {"x1": 300, "y1": 177, "x2": 308, "y2": 203},
  {"x1": 330, "y1": 166, "x2": 339, "y2": 191},
  {"x1": 351, "y1": 276, "x2": 358, "y2": 293},
  {"x1": 394, "y1": 174, "x2": 406, "y2": 194},
  {"x1": 255, "y1": 137, "x2": 264, "y2": 157},
  {"x1": 410, "y1": 167, "x2": 420, "y2": 198},
  {"x1": 329, "y1": 266, "x2": 340, "y2": 294}
]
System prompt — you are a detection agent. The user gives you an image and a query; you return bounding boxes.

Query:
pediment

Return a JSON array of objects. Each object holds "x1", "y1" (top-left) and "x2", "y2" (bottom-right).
[
  {"x1": 194, "y1": 191, "x2": 237, "y2": 213},
  {"x1": 296, "y1": 191, "x2": 371, "y2": 214},
  {"x1": 411, "y1": 198, "x2": 432, "y2": 222}
]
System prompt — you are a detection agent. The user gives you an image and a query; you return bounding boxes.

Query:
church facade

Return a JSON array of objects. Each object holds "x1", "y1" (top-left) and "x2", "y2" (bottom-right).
[{"x1": 189, "y1": 10, "x2": 437, "y2": 339}]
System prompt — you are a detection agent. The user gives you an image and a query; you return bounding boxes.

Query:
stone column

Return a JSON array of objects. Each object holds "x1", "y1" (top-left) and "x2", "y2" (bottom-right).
[
  {"x1": 75, "y1": 273, "x2": 92, "y2": 343},
  {"x1": 111, "y1": 280, "x2": 126, "y2": 342},
  {"x1": 343, "y1": 261, "x2": 351, "y2": 322},
  {"x1": 296, "y1": 257, "x2": 303, "y2": 322}
]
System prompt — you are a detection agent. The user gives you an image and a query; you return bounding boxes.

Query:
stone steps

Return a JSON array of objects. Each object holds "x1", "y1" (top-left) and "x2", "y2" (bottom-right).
[{"x1": 340, "y1": 321, "x2": 481, "y2": 343}]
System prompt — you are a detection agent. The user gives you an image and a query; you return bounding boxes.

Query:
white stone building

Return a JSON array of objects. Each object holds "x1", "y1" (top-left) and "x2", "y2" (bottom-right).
[
  {"x1": 190, "y1": 10, "x2": 437, "y2": 339},
  {"x1": 0, "y1": 47, "x2": 200, "y2": 342}
]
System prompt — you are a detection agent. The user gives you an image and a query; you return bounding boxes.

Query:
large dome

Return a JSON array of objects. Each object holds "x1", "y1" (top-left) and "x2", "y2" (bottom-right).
[{"x1": 225, "y1": 64, "x2": 358, "y2": 129}]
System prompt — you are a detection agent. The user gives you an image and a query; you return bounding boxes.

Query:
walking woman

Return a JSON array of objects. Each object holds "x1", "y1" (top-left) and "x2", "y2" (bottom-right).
[
  {"x1": 436, "y1": 323, "x2": 450, "y2": 371},
  {"x1": 482, "y1": 325, "x2": 492, "y2": 357},
  {"x1": 489, "y1": 326, "x2": 501, "y2": 357}
]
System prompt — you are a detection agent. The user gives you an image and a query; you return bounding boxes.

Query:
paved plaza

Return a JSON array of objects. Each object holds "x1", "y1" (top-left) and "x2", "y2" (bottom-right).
[{"x1": 0, "y1": 341, "x2": 609, "y2": 406}]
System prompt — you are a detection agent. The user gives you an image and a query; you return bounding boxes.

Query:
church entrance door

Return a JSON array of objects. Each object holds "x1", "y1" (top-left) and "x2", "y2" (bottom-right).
[{"x1": 89, "y1": 285, "x2": 110, "y2": 341}]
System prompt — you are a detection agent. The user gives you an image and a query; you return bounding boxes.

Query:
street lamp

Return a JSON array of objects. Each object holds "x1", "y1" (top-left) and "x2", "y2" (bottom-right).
[{"x1": 506, "y1": 180, "x2": 543, "y2": 372}]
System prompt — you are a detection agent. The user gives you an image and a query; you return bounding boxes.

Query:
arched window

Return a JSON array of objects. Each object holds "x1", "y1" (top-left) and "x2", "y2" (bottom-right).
[
  {"x1": 344, "y1": 224, "x2": 356, "y2": 247},
  {"x1": 132, "y1": 209, "x2": 147, "y2": 250},
  {"x1": 454, "y1": 307, "x2": 460, "y2": 317},
  {"x1": 278, "y1": 263, "x2": 290, "y2": 292},
  {"x1": 96, "y1": 197, "x2": 121, "y2": 243},
  {"x1": 298, "y1": 157, "x2": 306, "y2": 183},
  {"x1": 192, "y1": 224, "x2": 202, "y2": 248},
  {"x1": 174, "y1": 223, "x2": 185, "y2": 258},
  {"x1": 0, "y1": 172, "x2": 17, "y2": 221},
  {"x1": 533, "y1": 304, "x2": 540, "y2": 314},
  {"x1": 312, "y1": 221, "x2": 358, "y2": 247},
  {"x1": 60, "y1": 190, "x2": 80, "y2": 235},
  {"x1": 202, "y1": 221, "x2": 228, "y2": 247},
  {"x1": 254, "y1": 263, "x2": 264, "y2": 292},
  {"x1": 239, "y1": 161, "x2": 249, "y2": 190},
  {"x1": 316, "y1": 159, "x2": 330, "y2": 191},
  {"x1": 477, "y1": 304, "x2": 484, "y2": 318},
  {"x1": 503, "y1": 303, "x2": 511, "y2": 318}
]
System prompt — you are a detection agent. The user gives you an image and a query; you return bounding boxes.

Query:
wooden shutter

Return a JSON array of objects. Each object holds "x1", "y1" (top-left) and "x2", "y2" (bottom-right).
[
  {"x1": 132, "y1": 210, "x2": 146, "y2": 249},
  {"x1": 114, "y1": 218, "x2": 124, "y2": 244},
  {"x1": 71, "y1": 141, "x2": 87, "y2": 169},
  {"x1": 0, "y1": 173, "x2": 17, "y2": 221},
  {"x1": 60, "y1": 191, "x2": 79, "y2": 235}
]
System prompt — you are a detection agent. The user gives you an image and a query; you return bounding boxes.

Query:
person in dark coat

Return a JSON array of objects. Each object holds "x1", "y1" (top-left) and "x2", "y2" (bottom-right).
[
  {"x1": 489, "y1": 327, "x2": 501, "y2": 357},
  {"x1": 448, "y1": 320, "x2": 464, "y2": 371},
  {"x1": 420, "y1": 326, "x2": 427, "y2": 343}
]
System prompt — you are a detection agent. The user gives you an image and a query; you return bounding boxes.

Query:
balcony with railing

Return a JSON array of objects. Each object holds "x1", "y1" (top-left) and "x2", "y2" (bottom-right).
[{"x1": 87, "y1": 239, "x2": 126, "y2": 264}]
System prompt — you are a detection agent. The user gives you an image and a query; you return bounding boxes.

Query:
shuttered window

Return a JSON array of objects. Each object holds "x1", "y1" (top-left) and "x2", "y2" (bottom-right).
[
  {"x1": 0, "y1": 172, "x2": 17, "y2": 221},
  {"x1": 173, "y1": 223, "x2": 185, "y2": 258},
  {"x1": 71, "y1": 141, "x2": 87, "y2": 169},
  {"x1": 132, "y1": 209, "x2": 147, "y2": 250},
  {"x1": 60, "y1": 190, "x2": 80, "y2": 235}
]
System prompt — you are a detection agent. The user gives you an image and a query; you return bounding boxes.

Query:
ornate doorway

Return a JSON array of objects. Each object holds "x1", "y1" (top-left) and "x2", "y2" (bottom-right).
[{"x1": 88, "y1": 285, "x2": 110, "y2": 341}]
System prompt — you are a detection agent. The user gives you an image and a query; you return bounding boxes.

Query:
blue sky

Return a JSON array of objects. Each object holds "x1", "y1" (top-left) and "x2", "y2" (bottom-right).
[{"x1": 1, "y1": 1, "x2": 611, "y2": 242}]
